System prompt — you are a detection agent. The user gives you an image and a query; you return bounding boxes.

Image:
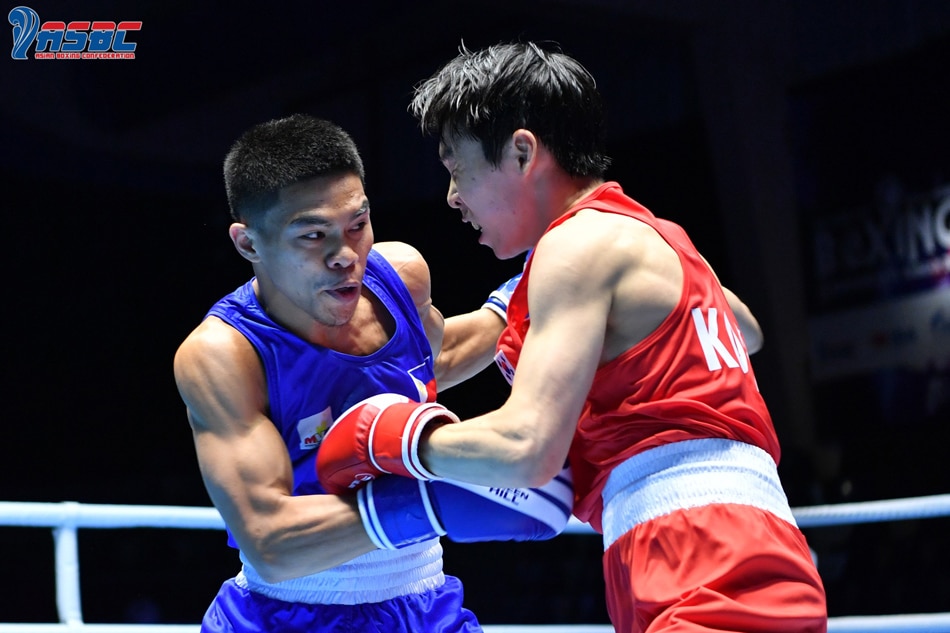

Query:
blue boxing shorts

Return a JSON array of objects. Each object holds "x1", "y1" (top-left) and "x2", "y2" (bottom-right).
[{"x1": 200, "y1": 539, "x2": 482, "y2": 632}]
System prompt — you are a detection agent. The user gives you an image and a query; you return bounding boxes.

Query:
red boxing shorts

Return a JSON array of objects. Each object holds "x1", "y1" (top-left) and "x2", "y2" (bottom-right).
[
  {"x1": 600, "y1": 440, "x2": 827, "y2": 632},
  {"x1": 604, "y1": 503, "x2": 826, "y2": 632}
]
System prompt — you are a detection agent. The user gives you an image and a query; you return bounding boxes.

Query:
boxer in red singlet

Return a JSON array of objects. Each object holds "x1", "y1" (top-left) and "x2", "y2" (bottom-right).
[
  {"x1": 410, "y1": 41, "x2": 828, "y2": 632},
  {"x1": 316, "y1": 41, "x2": 827, "y2": 632}
]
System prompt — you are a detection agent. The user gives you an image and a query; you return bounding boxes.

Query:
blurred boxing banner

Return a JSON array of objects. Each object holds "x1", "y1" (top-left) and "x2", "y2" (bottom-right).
[{"x1": 791, "y1": 36, "x2": 950, "y2": 435}]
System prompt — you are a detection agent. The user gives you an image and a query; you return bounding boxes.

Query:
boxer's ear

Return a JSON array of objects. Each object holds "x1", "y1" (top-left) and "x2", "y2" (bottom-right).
[{"x1": 229, "y1": 223, "x2": 261, "y2": 263}]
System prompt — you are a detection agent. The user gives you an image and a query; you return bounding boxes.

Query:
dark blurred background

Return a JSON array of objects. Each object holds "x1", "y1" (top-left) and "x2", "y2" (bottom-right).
[{"x1": 2, "y1": 0, "x2": 949, "y2": 625}]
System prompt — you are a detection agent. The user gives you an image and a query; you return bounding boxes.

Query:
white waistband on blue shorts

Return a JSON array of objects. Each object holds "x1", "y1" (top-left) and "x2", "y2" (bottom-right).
[
  {"x1": 600, "y1": 438, "x2": 797, "y2": 550},
  {"x1": 235, "y1": 538, "x2": 445, "y2": 605}
]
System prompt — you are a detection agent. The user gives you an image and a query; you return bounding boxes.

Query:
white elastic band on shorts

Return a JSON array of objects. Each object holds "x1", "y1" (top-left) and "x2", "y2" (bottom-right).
[
  {"x1": 235, "y1": 538, "x2": 444, "y2": 605},
  {"x1": 601, "y1": 438, "x2": 797, "y2": 550}
]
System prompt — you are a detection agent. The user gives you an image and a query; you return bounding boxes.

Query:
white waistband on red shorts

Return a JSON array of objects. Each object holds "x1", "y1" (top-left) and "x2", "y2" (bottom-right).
[
  {"x1": 235, "y1": 538, "x2": 445, "y2": 605},
  {"x1": 600, "y1": 438, "x2": 797, "y2": 550}
]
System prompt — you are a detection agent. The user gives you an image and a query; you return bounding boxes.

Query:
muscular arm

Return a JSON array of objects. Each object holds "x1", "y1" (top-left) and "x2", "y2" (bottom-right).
[
  {"x1": 661, "y1": 219, "x2": 763, "y2": 354},
  {"x1": 421, "y1": 220, "x2": 617, "y2": 487},
  {"x1": 436, "y1": 309, "x2": 505, "y2": 390},
  {"x1": 373, "y1": 241, "x2": 504, "y2": 391},
  {"x1": 173, "y1": 319, "x2": 375, "y2": 583},
  {"x1": 722, "y1": 286, "x2": 763, "y2": 354},
  {"x1": 696, "y1": 254, "x2": 763, "y2": 354}
]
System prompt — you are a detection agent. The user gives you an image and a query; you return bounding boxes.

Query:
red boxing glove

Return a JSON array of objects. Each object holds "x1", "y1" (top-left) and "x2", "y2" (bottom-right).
[{"x1": 317, "y1": 393, "x2": 459, "y2": 495}]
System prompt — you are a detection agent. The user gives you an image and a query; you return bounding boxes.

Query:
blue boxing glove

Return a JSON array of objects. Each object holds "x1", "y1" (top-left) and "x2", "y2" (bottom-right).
[
  {"x1": 482, "y1": 272, "x2": 523, "y2": 323},
  {"x1": 357, "y1": 464, "x2": 573, "y2": 549}
]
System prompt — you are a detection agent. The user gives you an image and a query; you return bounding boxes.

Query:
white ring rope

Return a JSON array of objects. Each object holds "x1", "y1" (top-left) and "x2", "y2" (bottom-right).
[
  {"x1": 791, "y1": 493, "x2": 950, "y2": 527},
  {"x1": 1, "y1": 494, "x2": 949, "y2": 632},
  {"x1": 4, "y1": 493, "x2": 950, "y2": 532},
  {"x1": 0, "y1": 501, "x2": 225, "y2": 530}
]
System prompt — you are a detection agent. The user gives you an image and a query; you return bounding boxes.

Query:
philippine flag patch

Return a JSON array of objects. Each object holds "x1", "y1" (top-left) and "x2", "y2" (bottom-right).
[{"x1": 297, "y1": 407, "x2": 333, "y2": 450}]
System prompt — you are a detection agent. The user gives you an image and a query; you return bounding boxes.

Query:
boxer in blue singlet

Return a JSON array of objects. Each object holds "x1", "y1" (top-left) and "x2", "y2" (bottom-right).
[{"x1": 173, "y1": 114, "x2": 571, "y2": 632}]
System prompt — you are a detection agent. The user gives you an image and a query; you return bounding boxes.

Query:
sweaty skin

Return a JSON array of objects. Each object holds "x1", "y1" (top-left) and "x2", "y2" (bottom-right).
[
  {"x1": 422, "y1": 130, "x2": 762, "y2": 488},
  {"x1": 175, "y1": 172, "x2": 504, "y2": 582}
]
